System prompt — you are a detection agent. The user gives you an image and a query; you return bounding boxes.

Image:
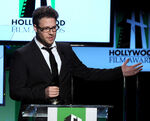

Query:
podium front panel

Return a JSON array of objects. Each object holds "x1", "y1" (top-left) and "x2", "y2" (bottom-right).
[{"x1": 22, "y1": 104, "x2": 112, "y2": 121}]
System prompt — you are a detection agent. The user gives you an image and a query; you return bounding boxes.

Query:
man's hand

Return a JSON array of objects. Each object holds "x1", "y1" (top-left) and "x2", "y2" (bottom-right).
[
  {"x1": 121, "y1": 58, "x2": 143, "y2": 77},
  {"x1": 45, "y1": 86, "x2": 59, "y2": 98}
]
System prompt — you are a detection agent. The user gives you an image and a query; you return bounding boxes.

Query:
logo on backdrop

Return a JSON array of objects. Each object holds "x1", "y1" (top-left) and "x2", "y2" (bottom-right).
[
  {"x1": 109, "y1": 11, "x2": 150, "y2": 64},
  {"x1": 11, "y1": 0, "x2": 65, "y2": 34},
  {"x1": 64, "y1": 114, "x2": 82, "y2": 121},
  {"x1": 48, "y1": 107, "x2": 87, "y2": 121},
  {"x1": 19, "y1": 0, "x2": 55, "y2": 18},
  {"x1": 116, "y1": 11, "x2": 150, "y2": 49}
]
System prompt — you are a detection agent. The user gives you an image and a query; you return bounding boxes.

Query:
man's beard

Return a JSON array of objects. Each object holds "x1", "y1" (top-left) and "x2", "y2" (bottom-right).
[{"x1": 36, "y1": 33, "x2": 53, "y2": 47}]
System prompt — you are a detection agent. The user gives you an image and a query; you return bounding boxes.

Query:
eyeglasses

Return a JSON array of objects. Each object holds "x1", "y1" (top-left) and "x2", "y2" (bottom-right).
[{"x1": 37, "y1": 25, "x2": 59, "y2": 33}]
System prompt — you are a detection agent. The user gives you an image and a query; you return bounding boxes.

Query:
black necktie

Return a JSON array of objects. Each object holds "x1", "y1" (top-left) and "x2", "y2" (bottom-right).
[{"x1": 42, "y1": 47, "x2": 59, "y2": 86}]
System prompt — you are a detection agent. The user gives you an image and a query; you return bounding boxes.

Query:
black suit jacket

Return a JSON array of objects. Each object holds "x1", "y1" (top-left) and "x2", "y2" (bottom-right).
[{"x1": 9, "y1": 39, "x2": 123, "y2": 105}]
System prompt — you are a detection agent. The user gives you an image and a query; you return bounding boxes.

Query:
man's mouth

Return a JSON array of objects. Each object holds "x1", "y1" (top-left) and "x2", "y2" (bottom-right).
[{"x1": 47, "y1": 36, "x2": 54, "y2": 40}]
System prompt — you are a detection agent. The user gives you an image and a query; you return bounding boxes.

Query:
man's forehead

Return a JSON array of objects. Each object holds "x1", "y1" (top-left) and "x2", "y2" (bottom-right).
[{"x1": 39, "y1": 17, "x2": 56, "y2": 26}]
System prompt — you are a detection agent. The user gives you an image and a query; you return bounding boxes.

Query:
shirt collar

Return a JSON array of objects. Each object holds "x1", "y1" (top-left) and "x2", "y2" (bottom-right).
[{"x1": 34, "y1": 37, "x2": 57, "y2": 49}]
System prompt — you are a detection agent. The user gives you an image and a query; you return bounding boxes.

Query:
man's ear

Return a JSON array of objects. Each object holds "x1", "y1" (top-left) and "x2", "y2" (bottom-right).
[{"x1": 33, "y1": 24, "x2": 38, "y2": 32}]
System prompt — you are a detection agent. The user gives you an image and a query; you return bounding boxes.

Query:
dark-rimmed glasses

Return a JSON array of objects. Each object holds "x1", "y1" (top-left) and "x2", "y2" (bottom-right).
[{"x1": 37, "y1": 25, "x2": 59, "y2": 33}]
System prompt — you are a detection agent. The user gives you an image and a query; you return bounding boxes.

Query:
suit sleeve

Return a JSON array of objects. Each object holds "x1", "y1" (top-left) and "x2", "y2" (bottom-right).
[
  {"x1": 9, "y1": 50, "x2": 46, "y2": 103},
  {"x1": 68, "y1": 46, "x2": 123, "y2": 82}
]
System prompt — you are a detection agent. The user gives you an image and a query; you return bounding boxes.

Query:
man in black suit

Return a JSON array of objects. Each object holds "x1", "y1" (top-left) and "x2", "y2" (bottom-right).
[{"x1": 9, "y1": 6, "x2": 142, "y2": 121}]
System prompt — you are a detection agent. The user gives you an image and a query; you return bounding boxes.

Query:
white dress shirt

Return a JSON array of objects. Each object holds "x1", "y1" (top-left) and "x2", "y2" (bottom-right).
[{"x1": 34, "y1": 37, "x2": 62, "y2": 74}]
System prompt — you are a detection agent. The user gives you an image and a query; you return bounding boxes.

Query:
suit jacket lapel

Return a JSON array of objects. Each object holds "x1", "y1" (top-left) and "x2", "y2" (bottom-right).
[
  {"x1": 56, "y1": 43, "x2": 68, "y2": 78},
  {"x1": 29, "y1": 41, "x2": 69, "y2": 82},
  {"x1": 30, "y1": 40, "x2": 53, "y2": 80}
]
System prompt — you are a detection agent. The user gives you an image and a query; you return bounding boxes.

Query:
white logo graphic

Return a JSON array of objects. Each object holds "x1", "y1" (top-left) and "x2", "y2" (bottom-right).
[
  {"x1": 127, "y1": 11, "x2": 149, "y2": 49},
  {"x1": 64, "y1": 114, "x2": 82, "y2": 121},
  {"x1": 35, "y1": 0, "x2": 52, "y2": 9}
]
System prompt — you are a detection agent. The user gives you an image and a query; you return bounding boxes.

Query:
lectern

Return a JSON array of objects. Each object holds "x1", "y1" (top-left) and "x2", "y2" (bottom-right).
[{"x1": 22, "y1": 104, "x2": 112, "y2": 121}]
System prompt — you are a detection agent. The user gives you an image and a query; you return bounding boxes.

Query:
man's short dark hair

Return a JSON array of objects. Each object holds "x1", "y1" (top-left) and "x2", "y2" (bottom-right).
[{"x1": 32, "y1": 6, "x2": 59, "y2": 26}]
